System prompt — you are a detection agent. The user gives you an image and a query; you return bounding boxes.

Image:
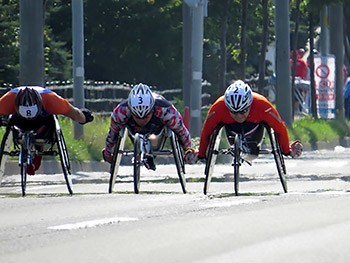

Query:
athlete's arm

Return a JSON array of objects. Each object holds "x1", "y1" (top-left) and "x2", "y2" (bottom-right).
[{"x1": 65, "y1": 105, "x2": 86, "y2": 123}]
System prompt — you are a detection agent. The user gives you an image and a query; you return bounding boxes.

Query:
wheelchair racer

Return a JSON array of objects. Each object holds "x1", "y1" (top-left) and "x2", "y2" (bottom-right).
[
  {"x1": 0, "y1": 86, "x2": 94, "y2": 175},
  {"x1": 102, "y1": 83, "x2": 196, "y2": 170},
  {"x1": 197, "y1": 80, "x2": 303, "y2": 162}
]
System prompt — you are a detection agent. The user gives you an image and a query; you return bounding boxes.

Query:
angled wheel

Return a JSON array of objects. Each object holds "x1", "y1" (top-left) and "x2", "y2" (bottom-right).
[
  {"x1": 0, "y1": 125, "x2": 13, "y2": 182},
  {"x1": 233, "y1": 134, "x2": 241, "y2": 196},
  {"x1": 54, "y1": 115, "x2": 73, "y2": 195},
  {"x1": 133, "y1": 133, "x2": 142, "y2": 194},
  {"x1": 203, "y1": 126, "x2": 223, "y2": 195},
  {"x1": 108, "y1": 130, "x2": 127, "y2": 193},
  {"x1": 269, "y1": 129, "x2": 288, "y2": 193},
  {"x1": 170, "y1": 132, "x2": 186, "y2": 194}
]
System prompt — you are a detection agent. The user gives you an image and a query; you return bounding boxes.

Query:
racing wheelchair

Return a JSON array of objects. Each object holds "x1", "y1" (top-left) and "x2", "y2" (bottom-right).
[
  {"x1": 0, "y1": 114, "x2": 72, "y2": 196},
  {"x1": 203, "y1": 123, "x2": 288, "y2": 196},
  {"x1": 108, "y1": 127, "x2": 186, "y2": 194}
]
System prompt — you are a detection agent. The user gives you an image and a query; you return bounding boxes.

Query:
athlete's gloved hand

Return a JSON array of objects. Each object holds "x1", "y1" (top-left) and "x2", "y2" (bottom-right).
[
  {"x1": 80, "y1": 108, "x2": 94, "y2": 124},
  {"x1": 0, "y1": 116, "x2": 8, "y2": 127},
  {"x1": 102, "y1": 148, "x2": 113, "y2": 163},
  {"x1": 184, "y1": 147, "x2": 198, "y2": 164},
  {"x1": 290, "y1": 140, "x2": 303, "y2": 158}
]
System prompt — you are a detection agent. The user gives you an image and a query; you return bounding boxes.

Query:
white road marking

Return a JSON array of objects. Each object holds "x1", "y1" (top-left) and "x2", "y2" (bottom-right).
[
  {"x1": 314, "y1": 161, "x2": 348, "y2": 167},
  {"x1": 201, "y1": 199, "x2": 260, "y2": 208},
  {"x1": 48, "y1": 217, "x2": 138, "y2": 230}
]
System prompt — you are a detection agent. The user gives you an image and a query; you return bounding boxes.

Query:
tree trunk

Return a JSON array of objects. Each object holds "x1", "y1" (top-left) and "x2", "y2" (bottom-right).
[
  {"x1": 239, "y1": 0, "x2": 248, "y2": 80},
  {"x1": 219, "y1": 0, "x2": 229, "y2": 95},
  {"x1": 258, "y1": 0, "x2": 269, "y2": 95},
  {"x1": 291, "y1": 0, "x2": 302, "y2": 117},
  {"x1": 309, "y1": 11, "x2": 318, "y2": 119}
]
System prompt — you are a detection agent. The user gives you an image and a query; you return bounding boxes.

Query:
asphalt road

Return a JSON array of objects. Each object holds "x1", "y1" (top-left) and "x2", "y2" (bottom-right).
[{"x1": 1, "y1": 147, "x2": 350, "y2": 263}]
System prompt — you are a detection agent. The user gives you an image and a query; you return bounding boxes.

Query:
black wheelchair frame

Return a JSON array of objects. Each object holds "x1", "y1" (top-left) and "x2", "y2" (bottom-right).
[
  {"x1": 0, "y1": 115, "x2": 72, "y2": 196},
  {"x1": 203, "y1": 123, "x2": 288, "y2": 196},
  {"x1": 108, "y1": 128, "x2": 186, "y2": 194}
]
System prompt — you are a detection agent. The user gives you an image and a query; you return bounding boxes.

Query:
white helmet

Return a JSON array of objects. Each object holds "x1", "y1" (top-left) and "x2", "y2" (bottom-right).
[
  {"x1": 128, "y1": 83, "x2": 155, "y2": 118},
  {"x1": 224, "y1": 80, "x2": 253, "y2": 112}
]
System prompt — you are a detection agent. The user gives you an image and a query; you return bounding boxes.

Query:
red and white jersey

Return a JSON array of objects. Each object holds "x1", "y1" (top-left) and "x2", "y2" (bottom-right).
[{"x1": 105, "y1": 93, "x2": 191, "y2": 152}]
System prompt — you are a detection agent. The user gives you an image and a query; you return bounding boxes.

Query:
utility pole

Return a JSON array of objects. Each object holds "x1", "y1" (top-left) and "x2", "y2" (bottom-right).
[
  {"x1": 274, "y1": 0, "x2": 292, "y2": 126},
  {"x1": 72, "y1": 0, "x2": 85, "y2": 139},
  {"x1": 182, "y1": 3, "x2": 192, "y2": 109},
  {"x1": 320, "y1": 6, "x2": 329, "y2": 55},
  {"x1": 19, "y1": 0, "x2": 45, "y2": 86},
  {"x1": 183, "y1": 0, "x2": 208, "y2": 137},
  {"x1": 329, "y1": 4, "x2": 344, "y2": 120}
]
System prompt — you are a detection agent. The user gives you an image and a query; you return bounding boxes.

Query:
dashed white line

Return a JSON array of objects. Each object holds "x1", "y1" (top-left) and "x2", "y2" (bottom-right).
[
  {"x1": 48, "y1": 217, "x2": 138, "y2": 230},
  {"x1": 201, "y1": 199, "x2": 260, "y2": 208}
]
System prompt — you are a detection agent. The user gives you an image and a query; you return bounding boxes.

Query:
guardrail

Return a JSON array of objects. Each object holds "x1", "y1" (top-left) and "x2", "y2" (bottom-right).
[{"x1": 0, "y1": 83, "x2": 213, "y2": 115}]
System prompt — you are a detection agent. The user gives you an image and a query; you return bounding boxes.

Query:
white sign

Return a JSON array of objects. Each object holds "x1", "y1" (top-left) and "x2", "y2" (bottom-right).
[{"x1": 314, "y1": 55, "x2": 336, "y2": 119}]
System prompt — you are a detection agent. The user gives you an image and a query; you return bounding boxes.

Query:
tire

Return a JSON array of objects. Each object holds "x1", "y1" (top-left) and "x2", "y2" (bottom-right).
[
  {"x1": 203, "y1": 126, "x2": 223, "y2": 195},
  {"x1": 20, "y1": 146, "x2": 28, "y2": 197},
  {"x1": 108, "y1": 132, "x2": 126, "y2": 193},
  {"x1": 268, "y1": 128, "x2": 288, "y2": 193},
  {"x1": 233, "y1": 134, "x2": 241, "y2": 196},
  {"x1": 133, "y1": 133, "x2": 141, "y2": 194},
  {"x1": 54, "y1": 116, "x2": 73, "y2": 195},
  {"x1": 0, "y1": 126, "x2": 12, "y2": 181},
  {"x1": 170, "y1": 132, "x2": 186, "y2": 194}
]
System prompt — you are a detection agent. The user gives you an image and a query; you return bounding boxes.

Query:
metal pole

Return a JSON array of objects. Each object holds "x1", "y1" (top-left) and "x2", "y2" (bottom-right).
[
  {"x1": 19, "y1": 0, "x2": 44, "y2": 86},
  {"x1": 320, "y1": 6, "x2": 329, "y2": 55},
  {"x1": 182, "y1": 2, "x2": 192, "y2": 109},
  {"x1": 184, "y1": 0, "x2": 207, "y2": 137},
  {"x1": 329, "y1": 4, "x2": 344, "y2": 120},
  {"x1": 275, "y1": 0, "x2": 292, "y2": 126},
  {"x1": 72, "y1": 0, "x2": 85, "y2": 139}
]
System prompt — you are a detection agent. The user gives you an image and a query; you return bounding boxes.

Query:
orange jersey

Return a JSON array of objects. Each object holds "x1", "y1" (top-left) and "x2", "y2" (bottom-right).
[
  {"x1": 198, "y1": 92, "x2": 291, "y2": 157},
  {"x1": 0, "y1": 86, "x2": 71, "y2": 116}
]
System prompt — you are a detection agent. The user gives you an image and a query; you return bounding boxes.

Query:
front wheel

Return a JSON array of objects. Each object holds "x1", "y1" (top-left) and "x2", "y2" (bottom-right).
[
  {"x1": 133, "y1": 133, "x2": 141, "y2": 194},
  {"x1": 20, "y1": 147, "x2": 28, "y2": 197},
  {"x1": 233, "y1": 134, "x2": 241, "y2": 196}
]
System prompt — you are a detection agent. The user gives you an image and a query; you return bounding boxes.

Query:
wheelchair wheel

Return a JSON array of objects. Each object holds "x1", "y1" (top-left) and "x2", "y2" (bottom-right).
[
  {"x1": 20, "y1": 147, "x2": 28, "y2": 196},
  {"x1": 170, "y1": 132, "x2": 186, "y2": 194},
  {"x1": 108, "y1": 131, "x2": 127, "y2": 193},
  {"x1": 54, "y1": 116, "x2": 73, "y2": 195},
  {"x1": 133, "y1": 133, "x2": 141, "y2": 194},
  {"x1": 268, "y1": 128, "x2": 288, "y2": 193},
  {"x1": 0, "y1": 126, "x2": 12, "y2": 180},
  {"x1": 203, "y1": 126, "x2": 223, "y2": 195},
  {"x1": 233, "y1": 134, "x2": 241, "y2": 196}
]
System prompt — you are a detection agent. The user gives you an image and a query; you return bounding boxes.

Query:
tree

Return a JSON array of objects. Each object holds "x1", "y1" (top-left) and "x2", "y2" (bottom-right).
[{"x1": 0, "y1": 0, "x2": 20, "y2": 85}]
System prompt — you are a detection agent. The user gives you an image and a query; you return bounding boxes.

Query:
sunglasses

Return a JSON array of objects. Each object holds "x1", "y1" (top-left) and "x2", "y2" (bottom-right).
[{"x1": 231, "y1": 107, "x2": 249, "y2": 115}]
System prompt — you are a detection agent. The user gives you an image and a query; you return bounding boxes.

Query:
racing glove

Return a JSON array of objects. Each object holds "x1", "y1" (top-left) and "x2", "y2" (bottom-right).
[
  {"x1": 184, "y1": 147, "x2": 198, "y2": 164},
  {"x1": 102, "y1": 148, "x2": 113, "y2": 163},
  {"x1": 80, "y1": 108, "x2": 94, "y2": 125},
  {"x1": 290, "y1": 140, "x2": 303, "y2": 158}
]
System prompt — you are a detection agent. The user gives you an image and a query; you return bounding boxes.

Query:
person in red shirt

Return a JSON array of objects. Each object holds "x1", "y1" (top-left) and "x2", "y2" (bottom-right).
[
  {"x1": 0, "y1": 86, "x2": 94, "y2": 175},
  {"x1": 196, "y1": 80, "x2": 302, "y2": 161},
  {"x1": 290, "y1": 49, "x2": 308, "y2": 79}
]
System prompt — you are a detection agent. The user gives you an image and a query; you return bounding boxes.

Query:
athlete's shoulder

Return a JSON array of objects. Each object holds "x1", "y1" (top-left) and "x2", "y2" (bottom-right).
[
  {"x1": 11, "y1": 86, "x2": 52, "y2": 94},
  {"x1": 252, "y1": 92, "x2": 272, "y2": 106},
  {"x1": 153, "y1": 93, "x2": 171, "y2": 108}
]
